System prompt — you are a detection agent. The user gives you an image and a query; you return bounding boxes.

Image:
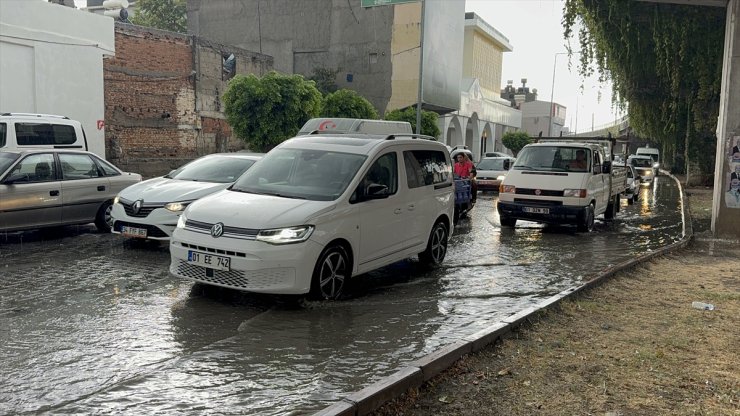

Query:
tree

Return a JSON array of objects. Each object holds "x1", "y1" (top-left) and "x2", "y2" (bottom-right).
[
  {"x1": 501, "y1": 131, "x2": 532, "y2": 156},
  {"x1": 308, "y1": 67, "x2": 340, "y2": 96},
  {"x1": 131, "y1": 0, "x2": 187, "y2": 33},
  {"x1": 222, "y1": 71, "x2": 322, "y2": 152},
  {"x1": 563, "y1": 1, "x2": 724, "y2": 176},
  {"x1": 321, "y1": 89, "x2": 378, "y2": 120},
  {"x1": 384, "y1": 107, "x2": 440, "y2": 139}
]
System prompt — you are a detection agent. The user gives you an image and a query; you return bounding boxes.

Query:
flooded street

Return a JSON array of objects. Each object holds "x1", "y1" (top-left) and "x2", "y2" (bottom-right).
[{"x1": 0, "y1": 177, "x2": 685, "y2": 415}]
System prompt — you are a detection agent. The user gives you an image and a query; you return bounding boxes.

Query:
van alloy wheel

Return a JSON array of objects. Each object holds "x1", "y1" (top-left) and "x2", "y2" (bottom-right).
[
  {"x1": 419, "y1": 222, "x2": 448, "y2": 266},
  {"x1": 311, "y1": 245, "x2": 350, "y2": 300}
]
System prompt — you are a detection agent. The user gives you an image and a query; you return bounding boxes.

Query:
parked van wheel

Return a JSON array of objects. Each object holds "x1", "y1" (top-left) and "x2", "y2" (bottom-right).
[
  {"x1": 310, "y1": 244, "x2": 350, "y2": 300},
  {"x1": 419, "y1": 221, "x2": 448, "y2": 267},
  {"x1": 95, "y1": 200, "x2": 113, "y2": 232},
  {"x1": 577, "y1": 204, "x2": 594, "y2": 232},
  {"x1": 500, "y1": 216, "x2": 516, "y2": 227},
  {"x1": 605, "y1": 195, "x2": 618, "y2": 220}
]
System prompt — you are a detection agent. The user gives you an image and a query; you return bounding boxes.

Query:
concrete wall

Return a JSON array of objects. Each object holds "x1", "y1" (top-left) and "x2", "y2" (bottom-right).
[
  {"x1": 104, "y1": 24, "x2": 272, "y2": 177},
  {"x1": 712, "y1": 0, "x2": 740, "y2": 238},
  {"x1": 0, "y1": 0, "x2": 114, "y2": 158},
  {"x1": 188, "y1": 0, "x2": 395, "y2": 113}
]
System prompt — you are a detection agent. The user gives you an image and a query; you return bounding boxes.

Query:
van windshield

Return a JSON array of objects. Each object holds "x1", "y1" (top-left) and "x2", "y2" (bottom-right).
[{"x1": 230, "y1": 148, "x2": 367, "y2": 201}]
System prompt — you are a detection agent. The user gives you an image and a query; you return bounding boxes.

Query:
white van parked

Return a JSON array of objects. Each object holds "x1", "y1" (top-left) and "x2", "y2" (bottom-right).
[
  {"x1": 169, "y1": 133, "x2": 454, "y2": 300},
  {"x1": 0, "y1": 113, "x2": 88, "y2": 152}
]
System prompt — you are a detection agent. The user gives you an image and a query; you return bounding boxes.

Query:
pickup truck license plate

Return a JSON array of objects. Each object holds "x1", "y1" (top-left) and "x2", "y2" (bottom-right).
[
  {"x1": 121, "y1": 225, "x2": 147, "y2": 238},
  {"x1": 188, "y1": 250, "x2": 230, "y2": 271},
  {"x1": 523, "y1": 206, "x2": 549, "y2": 214}
]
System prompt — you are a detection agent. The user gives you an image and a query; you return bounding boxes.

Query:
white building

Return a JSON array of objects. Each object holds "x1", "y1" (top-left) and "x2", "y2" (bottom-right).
[{"x1": 0, "y1": 0, "x2": 114, "y2": 157}]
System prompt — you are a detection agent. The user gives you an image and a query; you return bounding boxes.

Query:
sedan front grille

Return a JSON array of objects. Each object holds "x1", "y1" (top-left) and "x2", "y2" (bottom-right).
[{"x1": 119, "y1": 198, "x2": 164, "y2": 218}]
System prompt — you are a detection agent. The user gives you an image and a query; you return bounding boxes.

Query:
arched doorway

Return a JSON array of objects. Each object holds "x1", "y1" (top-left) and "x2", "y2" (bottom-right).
[
  {"x1": 481, "y1": 123, "x2": 494, "y2": 158},
  {"x1": 446, "y1": 116, "x2": 463, "y2": 147}
]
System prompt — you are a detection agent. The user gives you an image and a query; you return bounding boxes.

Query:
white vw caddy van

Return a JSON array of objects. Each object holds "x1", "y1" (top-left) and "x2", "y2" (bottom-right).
[{"x1": 169, "y1": 133, "x2": 455, "y2": 300}]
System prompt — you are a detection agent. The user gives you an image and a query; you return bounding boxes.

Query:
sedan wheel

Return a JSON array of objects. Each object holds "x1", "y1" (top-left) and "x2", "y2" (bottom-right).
[
  {"x1": 95, "y1": 200, "x2": 113, "y2": 232},
  {"x1": 310, "y1": 245, "x2": 350, "y2": 300}
]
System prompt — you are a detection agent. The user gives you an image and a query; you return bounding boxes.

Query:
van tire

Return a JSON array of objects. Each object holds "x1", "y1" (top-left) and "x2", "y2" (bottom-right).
[
  {"x1": 419, "y1": 221, "x2": 448, "y2": 267},
  {"x1": 628, "y1": 194, "x2": 635, "y2": 205},
  {"x1": 500, "y1": 216, "x2": 516, "y2": 227},
  {"x1": 95, "y1": 200, "x2": 113, "y2": 233},
  {"x1": 309, "y1": 244, "x2": 350, "y2": 300},
  {"x1": 577, "y1": 204, "x2": 595, "y2": 232}
]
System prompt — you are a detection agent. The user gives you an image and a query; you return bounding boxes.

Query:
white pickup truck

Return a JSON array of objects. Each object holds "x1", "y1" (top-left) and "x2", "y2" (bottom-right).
[{"x1": 497, "y1": 138, "x2": 628, "y2": 232}]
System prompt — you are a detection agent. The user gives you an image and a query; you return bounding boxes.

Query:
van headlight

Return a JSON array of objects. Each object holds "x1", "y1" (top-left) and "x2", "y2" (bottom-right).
[
  {"x1": 256, "y1": 225, "x2": 314, "y2": 245},
  {"x1": 165, "y1": 201, "x2": 191, "y2": 212},
  {"x1": 563, "y1": 189, "x2": 587, "y2": 198},
  {"x1": 497, "y1": 175, "x2": 506, "y2": 181},
  {"x1": 500, "y1": 184, "x2": 515, "y2": 193},
  {"x1": 113, "y1": 195, "x2": 120, "y2": 205},
  {"x1": 177, "y1": 213, "x2": 188, "y2": 229}
]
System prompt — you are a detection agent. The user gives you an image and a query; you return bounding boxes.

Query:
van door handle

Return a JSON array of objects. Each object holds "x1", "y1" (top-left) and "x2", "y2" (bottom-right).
[
  {"x1": 407, "y1": 204, "x2": 415, "y2": 211},
  {"x1": 97, "y1": 185, "x2": 106, "y2": 191},
  {"x1": 49, "y1": 190, "x2": 59, "y2": 196},
  {"x1": 394, "y1": 208, "x2": 402, "y2": 214}
]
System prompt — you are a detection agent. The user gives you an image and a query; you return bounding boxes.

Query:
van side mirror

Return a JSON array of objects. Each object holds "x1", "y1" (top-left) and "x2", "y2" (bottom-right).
[
  {"x1": 363, "y1": 183, "x2": 390, "y2": 200},
  {"x1": 602, "y1": 161, "x2": 612, "y2": 174}
]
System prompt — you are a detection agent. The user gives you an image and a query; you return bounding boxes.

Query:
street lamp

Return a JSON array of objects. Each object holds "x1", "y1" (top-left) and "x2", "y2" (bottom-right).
[{"x1": 548, "y1": 51, "x2": 580, "y2": 137}]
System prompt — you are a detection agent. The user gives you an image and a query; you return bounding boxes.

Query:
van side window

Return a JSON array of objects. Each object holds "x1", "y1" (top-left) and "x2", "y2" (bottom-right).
[
  {"x1": 593, "y1": 152, "x2": 602, "y2": 174},
  {"x1": 403, "y1": 150, "x2": 450, "y2": 189},
  {"x1": 8, "y1": 153, "x2": 57, "y2": 183},
  {"x1": 14, "y1": 123, "x2": 77, "y2": 146},
  {"x1": 0, "y1": 123, "x2": 6, "y2": 147},
  {"x1": 59, "y1": 153, "x2": 100, "y2": 180},
  {"x1": 351, "y1": 152, "x2": 398, "y2": 202}
]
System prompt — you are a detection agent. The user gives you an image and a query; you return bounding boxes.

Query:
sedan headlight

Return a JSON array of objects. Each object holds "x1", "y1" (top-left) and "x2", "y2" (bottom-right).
[
  {"x1": 165, "y1": 201, "x2": 191, "y2": 212},
  {"x1": 176, "y1": 213, "x2": 188, "y2": 229},
  {"x1": 563, "y1": 189, "x2": 587, "y2": 198},
  {"x1": 256, "y1": 225, "x2": 314, "y2": 245}
]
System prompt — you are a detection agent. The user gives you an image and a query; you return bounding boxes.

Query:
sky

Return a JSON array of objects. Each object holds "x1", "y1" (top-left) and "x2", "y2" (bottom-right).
[{"x1": 466, "y1": 0, "x2": 624, "y2": 133}]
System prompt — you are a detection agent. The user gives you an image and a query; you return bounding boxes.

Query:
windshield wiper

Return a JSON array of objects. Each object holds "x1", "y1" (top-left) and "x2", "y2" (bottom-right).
[
  {"x1": 261, "y1": 191, "x2": 307, "y2": 199},
  {"x1": 514, "y1": 165, "x2": 538, "y2": 170}
]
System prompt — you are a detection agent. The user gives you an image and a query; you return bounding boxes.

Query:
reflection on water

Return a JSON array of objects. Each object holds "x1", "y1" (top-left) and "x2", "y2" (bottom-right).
[{"x1": 0, "y1": 179, "x2": 686, "y2": 415}]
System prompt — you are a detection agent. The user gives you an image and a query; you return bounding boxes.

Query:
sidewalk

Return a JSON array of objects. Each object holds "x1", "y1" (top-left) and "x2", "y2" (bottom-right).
[{"x1": 372, "y1": 186, "x2": 739, "y2": 415}]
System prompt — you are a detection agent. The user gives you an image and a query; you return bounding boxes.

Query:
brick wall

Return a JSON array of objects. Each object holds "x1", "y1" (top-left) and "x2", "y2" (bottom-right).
[{"x1": 104, "y1": 24, "x2": 272, "y2": 177}]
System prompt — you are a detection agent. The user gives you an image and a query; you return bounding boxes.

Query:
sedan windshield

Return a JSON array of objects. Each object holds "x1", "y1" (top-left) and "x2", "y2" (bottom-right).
[
  {"x1": 0, "y1": 152, "x2": 20, "y2": 174},
  {"x1": 231, "y1": 148, "x2": 367, "y2": 201},
  {"x1": 168, "y1": 156, "x2": 257, "y2": 183},
  {"x1": 513, "y1": 146, "x2": 590, "y2": 172},
  {"x1": 476, "y1": 158, "x2": 506, "y2": 170}
]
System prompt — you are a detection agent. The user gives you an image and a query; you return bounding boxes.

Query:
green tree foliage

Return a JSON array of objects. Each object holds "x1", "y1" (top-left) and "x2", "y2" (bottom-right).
[
  {"x1": 308, "y1": 67, "x2": 340, "y2": 96},
  {"x1": 384, "y1": 107, "x2": 440, "y2": 139},
  {"x1": 321, "y1": 89, "x2": 379, "y2": 120},
  {"x1": 501, "y1": 131, "x2": 533, "y2": 156},
  {"x1": 563, "y1": 1, "x2": 724, "y2": 176},
  {"x1": 131, "y1": 0, "x2": 187, "y2": 33},
  {"x1": 222, "y1": 71, "x2": 322, "y2": 151}
]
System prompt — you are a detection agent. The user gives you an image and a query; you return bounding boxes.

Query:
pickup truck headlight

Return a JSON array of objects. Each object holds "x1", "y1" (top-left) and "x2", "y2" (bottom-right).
[
  {"x1": 165, "y1": 201, "x2": 191, "y2": 212},
  {"x1": 256, "y1": 225, "x2": 314, "y2": 245},
  {"x1": 563, "y1": 189, "x2": 587, "y2": 198},
  {"x1": 500, "y1": 184, "x2": 515, "y2": 193}
]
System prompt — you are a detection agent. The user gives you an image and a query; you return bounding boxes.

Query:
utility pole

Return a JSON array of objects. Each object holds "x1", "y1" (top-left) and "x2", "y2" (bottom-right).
[{"x1": 415, "y1": 0, "x2": 426, "y2": 135}]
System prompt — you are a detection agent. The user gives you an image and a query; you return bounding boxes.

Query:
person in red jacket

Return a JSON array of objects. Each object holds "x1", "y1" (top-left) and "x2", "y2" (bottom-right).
[{"x1": 453, "y1": 153, "x2": 477, "y2": 203}]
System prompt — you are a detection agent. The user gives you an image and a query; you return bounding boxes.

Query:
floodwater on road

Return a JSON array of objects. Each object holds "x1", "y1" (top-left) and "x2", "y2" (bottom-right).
[{"x1": 0, "y1": 177, "x2": 685, "y2": 415}]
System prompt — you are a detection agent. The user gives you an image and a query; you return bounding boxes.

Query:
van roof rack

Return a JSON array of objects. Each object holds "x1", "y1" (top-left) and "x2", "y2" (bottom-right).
[
  {"x1": 384, "y1": 133, "x2": 437, "y2": 141},
  {"x1": 0, "y1": 113, "x2": 70, "y2": 119}
]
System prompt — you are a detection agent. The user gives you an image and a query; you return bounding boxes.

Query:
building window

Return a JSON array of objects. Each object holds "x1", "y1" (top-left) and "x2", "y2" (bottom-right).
[{"x1": 222, "y1": 53, "x2": 236, "y2": 81}]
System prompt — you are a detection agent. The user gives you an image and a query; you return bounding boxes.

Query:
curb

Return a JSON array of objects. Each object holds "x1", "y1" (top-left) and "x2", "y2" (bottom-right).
[{"x1": 313, "y1": 173, "x2": 693, "y2": 416}]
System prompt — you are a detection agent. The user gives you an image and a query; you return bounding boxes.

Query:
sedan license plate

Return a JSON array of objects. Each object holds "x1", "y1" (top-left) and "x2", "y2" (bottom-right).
[
  {"x1": 188, "y1": 250, "x2": 230, "y2": 271},
  {"x1": 121, "y1": 225, "x2": 147, "y2": 238},
  {"x1": 523, "y1": 206, "x2": 549, "y2": 214}
]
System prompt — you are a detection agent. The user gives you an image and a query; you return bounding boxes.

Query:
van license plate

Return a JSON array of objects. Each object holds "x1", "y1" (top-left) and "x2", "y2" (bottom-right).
[
  {"x1": 523, "y1": 207, "x2": 549, "y2": 214},
  {"x1": 122, "y1": 225, "x2": 147, "y2": 238},
  {"x1": 188, "y1": 251, "x2": 230, "y2": 271}
]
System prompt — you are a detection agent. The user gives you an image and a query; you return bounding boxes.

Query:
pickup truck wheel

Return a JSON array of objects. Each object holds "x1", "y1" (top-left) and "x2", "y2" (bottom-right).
[
  {"x1": 605, "y1": 195, "x2": 618, "y2": 220},
  {"x1": 577, "y1": 204, "x2": 594, "y2": 232},
  {"x1": 500, "y1": 216, "x2": 516, "y2": 227}
]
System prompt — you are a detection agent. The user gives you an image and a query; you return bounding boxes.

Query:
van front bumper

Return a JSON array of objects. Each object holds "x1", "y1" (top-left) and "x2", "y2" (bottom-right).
[{"x1": 496, "y1": 200, "x2": 588, "y2": 225}]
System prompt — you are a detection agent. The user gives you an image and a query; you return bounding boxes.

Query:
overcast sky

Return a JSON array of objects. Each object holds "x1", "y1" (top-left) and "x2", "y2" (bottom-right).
[{"x1": 466, "y1": 0, "x2": 624, "y2": 132}]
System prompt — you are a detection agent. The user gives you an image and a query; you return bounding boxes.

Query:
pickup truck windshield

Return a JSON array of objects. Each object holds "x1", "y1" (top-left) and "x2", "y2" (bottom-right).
[{"x1": 513, "y1": 146, "x2": 591, "y2": 172}]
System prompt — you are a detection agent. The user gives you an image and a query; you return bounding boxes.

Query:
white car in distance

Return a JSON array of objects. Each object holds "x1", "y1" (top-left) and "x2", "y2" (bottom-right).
[
  {"x1": 169, "y1": 133, "x2": 455, "y2": 300},
  {"x1": 111, "y1": 153, "x2": 262, "y2": 240}
]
